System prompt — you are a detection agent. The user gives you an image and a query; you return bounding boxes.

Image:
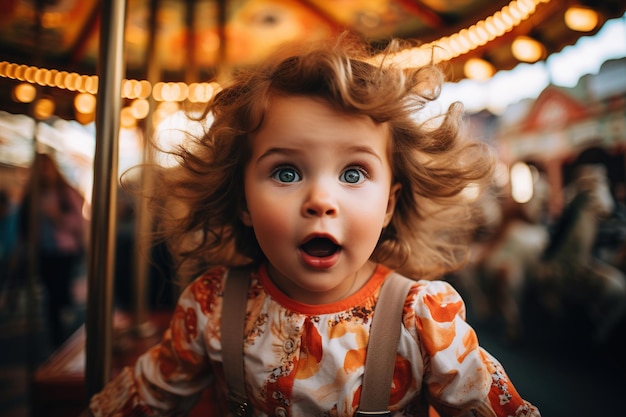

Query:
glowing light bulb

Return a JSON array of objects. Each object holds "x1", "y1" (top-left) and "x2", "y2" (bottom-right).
[
  {"x1": 511, "y1": 36, "x2": 544, "y2": 63},
  {"x1": 565, "y1": 6, "x2": 598, "y2": 32},
  {"x1": 464, "y1": 58, "x2": 495, "y2": 80}
]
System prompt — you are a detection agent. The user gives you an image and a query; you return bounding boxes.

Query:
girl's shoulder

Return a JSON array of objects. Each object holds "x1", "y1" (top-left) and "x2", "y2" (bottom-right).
[
  {"x1": 190, "y1": 265, "x2": 229, "y2": 285},
  {"x1": 403, "y1": 277, "x2": 466, "y2": 322},
  {"x1": 183, "y1": 266, "x2": 229, "y2": 302},
  {"x1": 179, "y1": 266, "x2": 250, "y2": 318},
  {"x1": 407, "y1": 277, "x2": 460, "y2": 296},
  {"x1": 184, "y1": 265, "x2": 259, "y2": 301}
]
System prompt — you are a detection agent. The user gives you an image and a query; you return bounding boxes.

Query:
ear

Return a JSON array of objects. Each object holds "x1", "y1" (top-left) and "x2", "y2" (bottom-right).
[
  {"x1": 383, "y1": 182, "x2": 401, "y2": 227},
  {"x1": 240, "y1": 206, "x2": 253, "y2": 227}
]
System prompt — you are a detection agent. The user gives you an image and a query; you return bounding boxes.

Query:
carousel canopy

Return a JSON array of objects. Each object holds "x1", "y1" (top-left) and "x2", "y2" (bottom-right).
[
  {"x1": 0, "y1": 0, "x2": 624, "y2": 120},
  {"x1": 0, "y1": 0, "x2": 624, "y2": 81}
]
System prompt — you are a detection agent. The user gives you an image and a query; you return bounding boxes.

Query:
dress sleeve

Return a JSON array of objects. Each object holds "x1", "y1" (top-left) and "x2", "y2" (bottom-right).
[
  {"x1": 411, "y1": 280, "x2": 541, "y2": 417},
  {"x1": 89, "y1": 268, "x2": 225, "y2": 417}
]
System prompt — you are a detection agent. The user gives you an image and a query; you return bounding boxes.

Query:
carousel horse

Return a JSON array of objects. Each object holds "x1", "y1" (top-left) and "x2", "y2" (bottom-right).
[
  {"x1": 536, "y1": 164, "x2": 626, "y2": 344},
  {"x1": 456, "y1": 173, "x2": 551, "y2": 342},
  {"x1": 457, "y1": 164, "x2": 626, "y2": 344}
]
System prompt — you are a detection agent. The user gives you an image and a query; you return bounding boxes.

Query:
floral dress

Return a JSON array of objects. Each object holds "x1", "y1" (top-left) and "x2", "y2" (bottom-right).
[{"x1": 90, "y1": 263, "x2": 541, "y2": 417}]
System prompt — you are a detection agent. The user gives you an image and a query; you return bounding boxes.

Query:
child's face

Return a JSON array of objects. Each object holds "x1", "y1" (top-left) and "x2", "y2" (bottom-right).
[{"x1": 242, "y1": 95, "x2": 400, "y2": 304}]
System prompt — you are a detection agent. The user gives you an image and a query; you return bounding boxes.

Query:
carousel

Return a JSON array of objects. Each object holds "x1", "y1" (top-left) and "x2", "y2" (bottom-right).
[{"x1": 0, "y1": 1, "x2": 625, "y2": 416}]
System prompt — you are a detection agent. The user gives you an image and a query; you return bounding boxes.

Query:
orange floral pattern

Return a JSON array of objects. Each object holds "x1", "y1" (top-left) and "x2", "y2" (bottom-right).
[{"x1": 90, "y1": 264, "x2": 540, "y2": 417}]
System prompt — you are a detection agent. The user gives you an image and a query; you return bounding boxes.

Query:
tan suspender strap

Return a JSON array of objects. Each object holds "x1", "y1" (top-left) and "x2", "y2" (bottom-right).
[
  {"x1": 221, "y1": 267, "x2": 253, "y2": 417},
  {"x1": 356, "y1": 272, "x2": 414, "y2": 417}
]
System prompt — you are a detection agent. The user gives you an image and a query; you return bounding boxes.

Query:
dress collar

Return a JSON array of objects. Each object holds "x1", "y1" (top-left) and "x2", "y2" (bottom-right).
[{"x1": 257, "y1": 263, "x2": 391, "y2": 315}]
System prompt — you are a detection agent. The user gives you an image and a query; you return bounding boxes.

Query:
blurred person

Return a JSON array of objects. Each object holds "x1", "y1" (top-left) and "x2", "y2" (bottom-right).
[
  {"x1": 19, "y1": 152, "x2": 88, "y2": 348},
  {"x1": 0, "y1": 188, "x2": 20, "y2": 309},
  {"x1": 538, "y1": 164, "x2": 626, "y2": 344},
  {"x1": 0, "y1": 189, "x2": 18, "y2": 258}
]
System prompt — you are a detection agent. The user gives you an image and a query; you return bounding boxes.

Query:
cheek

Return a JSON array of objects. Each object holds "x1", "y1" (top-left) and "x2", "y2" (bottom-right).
[
  {"x1": 248, "y1": 207, "x2": 292, "y2": 256},
  {"x1": 348, "y1": 197, "x2": 389, "y2": 236},
  {"x1": 242, "y1": 169, "x2": 266, "y2": 225},
  {"x1": 246, "y1": 192, "x2": 290, "y2": 233}
]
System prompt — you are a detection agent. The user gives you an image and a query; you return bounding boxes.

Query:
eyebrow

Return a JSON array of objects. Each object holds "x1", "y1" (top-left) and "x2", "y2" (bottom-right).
[
  {"x1": 346, "y1": 145, "x2": 384, "y2": 164},
  {"x1": 256, "y1": 147, "x2": 297, "y2": 163},
  {"x1": 256, "y1": 145, "x2": 383, "y2": 164}
]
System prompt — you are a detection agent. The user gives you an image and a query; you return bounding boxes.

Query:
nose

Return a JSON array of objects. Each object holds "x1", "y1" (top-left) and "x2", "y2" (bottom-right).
[{"x1": 302, "y1": 182, "x2": 338, "y2": 217}]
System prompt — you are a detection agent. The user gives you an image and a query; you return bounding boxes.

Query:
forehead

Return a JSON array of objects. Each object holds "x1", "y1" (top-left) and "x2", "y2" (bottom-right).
[{"x1": 252, "y1": 94, "x2": 392, "y2": 153}]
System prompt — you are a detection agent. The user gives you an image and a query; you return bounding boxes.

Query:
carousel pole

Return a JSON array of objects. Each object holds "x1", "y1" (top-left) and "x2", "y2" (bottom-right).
[
  {"x1": 85, "y1": 0, "x2": 127, "y2": 398},
  {"x1": 130, "y1": 0, "x2": 160, "y2": 336},
  {"x1": 216, "y1": 0, "x2": 228, "y2": 82},
  {"x1": 185, "y1": 0, "x2": 198, "y2": 84},
  {"x1": 25, "y1": 0, "x2": 44, "y2": 383}
]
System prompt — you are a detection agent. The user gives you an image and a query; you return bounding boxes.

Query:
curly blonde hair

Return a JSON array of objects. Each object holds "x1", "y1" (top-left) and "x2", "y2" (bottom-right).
[{"x1": 147, "y1": 33, "x2": 496, "y2": 281}]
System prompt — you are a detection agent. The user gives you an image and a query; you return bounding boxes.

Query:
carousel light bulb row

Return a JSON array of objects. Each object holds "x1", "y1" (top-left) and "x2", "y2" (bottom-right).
[
  {"x1": 0, "y1": 61, "x2": 219, "y2": 103},
  {"x1": 386, "y1": 0, "x2": 548, "y2": 68}
]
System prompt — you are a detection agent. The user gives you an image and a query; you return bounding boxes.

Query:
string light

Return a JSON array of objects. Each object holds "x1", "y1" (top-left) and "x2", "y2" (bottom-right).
[
  {"x1": 564, "y1": 5, "x2": 598, "y2": 32},
  {"x1": 511, "y1": 161, "x2": 534, "y2": 203},
  {"x1": 511, "y1": 35, "x2": 545, "y2": 62},
  {"x1": 130, "y1": 98, "x2": 150, "y2": 119},
  {"x1": 74, "y1": 92, "x2": 97, "y2": 114},
  {"x1": 13, "y1": 82, "x2": 37, "y2": 103},
  {"x1": 464, "y1": 57, "x2": 495, "y2": 80},
  {"x1": 33, "y1": 97, "x2": 55, "y2": 120},
  {"x1": 385, "y1": 0, "x2": 549, "y2": 68}
]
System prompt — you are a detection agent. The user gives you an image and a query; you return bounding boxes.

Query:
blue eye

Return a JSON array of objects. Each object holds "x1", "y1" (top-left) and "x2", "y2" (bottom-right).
[
  {"x1": 340, "y1": 167, "x2": 365, "y2": 184},
  {"x1": 272, "y1": 167, "x2": 301, "y2": 183}
]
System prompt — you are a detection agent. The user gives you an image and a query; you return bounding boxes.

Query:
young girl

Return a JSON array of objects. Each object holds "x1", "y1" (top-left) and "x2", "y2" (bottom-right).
[{"x1": 89, "y1": 34, "x2": 541, "y2": 417}]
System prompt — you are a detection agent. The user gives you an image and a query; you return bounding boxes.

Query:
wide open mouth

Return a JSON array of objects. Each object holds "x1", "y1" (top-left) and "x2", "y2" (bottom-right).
[{"x1": 300, "y1": 237, "x2": 340, "y2": 258}]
